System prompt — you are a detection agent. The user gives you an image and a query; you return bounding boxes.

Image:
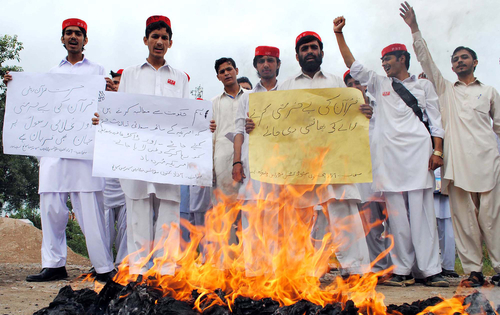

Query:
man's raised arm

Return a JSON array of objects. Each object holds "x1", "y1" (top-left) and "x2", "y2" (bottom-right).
[
  {"x1": 400, "y1": 2, "x2": 447, "y2": 94},
  {"x1": 333, "y1": 17, "x2": 356, "y2": 68}
]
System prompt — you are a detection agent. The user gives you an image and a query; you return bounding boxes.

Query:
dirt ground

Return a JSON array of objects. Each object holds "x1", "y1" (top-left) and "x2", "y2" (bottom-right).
[{"x1": 1, "y1": 217, "x2": 499, "y2": 314}]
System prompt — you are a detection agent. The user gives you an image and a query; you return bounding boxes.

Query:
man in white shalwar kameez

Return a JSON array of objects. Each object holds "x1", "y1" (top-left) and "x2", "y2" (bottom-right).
[
  {"x1": 277, "y1": 31, "x2": 370, "y2": 276},
  {"x1": 232, "y1": 46, "x2": 281, "y2": 276},
  {"x1": 334, "y1": 16, "x2": 448, "y2": 287},
  {"x1": 3, "y1": 18, "x2": 115, "y2": 282},
  {"x1": 401, "y1": 2, "x2": 500, "y2": 286},
  {"x1": 117, "y1": 16, "x2": 189, "y2": 275}
]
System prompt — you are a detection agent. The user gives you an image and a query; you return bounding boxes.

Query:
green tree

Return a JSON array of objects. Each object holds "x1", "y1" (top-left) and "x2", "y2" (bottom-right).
[{"x1": 0, "y1": 34, "x2": 40, "y2": 212}]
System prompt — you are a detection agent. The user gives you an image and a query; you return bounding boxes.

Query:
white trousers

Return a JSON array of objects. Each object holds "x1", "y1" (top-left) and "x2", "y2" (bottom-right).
[
  {"x1": 448, "y1": 182, "x2": 500, "y2": 274},
  {"x1": 384, "y1": 189, "x2": 441, "y2": 277},
  {"x1": 436, "y1": 217, "x2": 455, "y2": 271},
  {"x1": 40, "y1": 192, "x2": 114, "y2": 273},
  {"x1": 325, "y1": 200, "x2": 370, "y2": 275},
  {"x1": 105, "y1": 205, "x2": 128, "y2": 265},
  {"x1": 358, "y1": 201, "x2": 393, "y2": 272},
  {"x1": 241, "y1": 201, "x2": 279, "y2": 277},
  {"x1": 125, "y1": 195, "x2": 180, "y2": 275}
]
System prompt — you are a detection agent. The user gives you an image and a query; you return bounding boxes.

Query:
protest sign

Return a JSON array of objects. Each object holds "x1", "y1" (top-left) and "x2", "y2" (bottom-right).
[
  {"x1": 2, "y1": 72, "x2": 104, "y2": 159},
  {"x1": 249, "y1": 88, "x2": 372, "y2": 185},
  {"x1": 93, "y1": 92, "x2": 213, "y2": 186}
]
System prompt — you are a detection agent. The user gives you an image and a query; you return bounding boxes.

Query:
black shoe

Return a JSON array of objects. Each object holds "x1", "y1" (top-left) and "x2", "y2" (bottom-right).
[
  {"x1": 425, "y1": 274, "x2": 450, "y2": 287},
  {"x1": 95, "y1": 269, "x2": 117, "y2": 283},
  {"x1": 460, "y1": 271, "x2": 485, "y2": 288},
  {"x1": 26, "y1": 267, "x2": 68, "y2": 282},
  {"x1": 441, "y1": 269, "x2": 459, "y2": 278},
  {"x1": 492, "y1": 273, "x2": 500, "y2": 282}
]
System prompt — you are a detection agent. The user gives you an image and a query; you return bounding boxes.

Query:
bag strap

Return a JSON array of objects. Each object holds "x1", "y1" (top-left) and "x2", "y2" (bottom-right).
[{"x1": 391, "y1": 80, "x2": 424, "y2": 122}]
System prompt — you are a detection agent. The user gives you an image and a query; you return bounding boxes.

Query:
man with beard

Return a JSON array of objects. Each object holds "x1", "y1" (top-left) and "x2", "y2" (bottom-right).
[
  {"x1": 277, "y1": 32, "x2": 370, "y2": 277},
  {"x1": 4, "y1": 18, "x2": 115, "y2": 282},
  {"x1": 334, "y1": 16, "x2": 448, "y2": 287},
  {"x1": 232, "y1": 46, "x2": 281, "y2": 275},
  {"x1": 401, "y1": 2, "x2": 500, "y2": 286}
]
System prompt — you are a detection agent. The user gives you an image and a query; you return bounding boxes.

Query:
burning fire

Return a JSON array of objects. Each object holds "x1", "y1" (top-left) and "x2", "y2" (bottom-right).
[{"x1": 79, "y1": 148, "x2": 482, "y2": 315}]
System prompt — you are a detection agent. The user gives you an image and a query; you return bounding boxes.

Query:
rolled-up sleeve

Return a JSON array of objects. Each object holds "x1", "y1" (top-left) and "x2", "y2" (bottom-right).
[{"x1": 235, "y1": 92, "x2": 249, "y2": 135}]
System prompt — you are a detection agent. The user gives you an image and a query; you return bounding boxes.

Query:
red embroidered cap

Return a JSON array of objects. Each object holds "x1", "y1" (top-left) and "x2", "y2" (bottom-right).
[
  {"x1": 255, "y1": 46, "x2": 280, "y2": 58},
  {"x1": 62, "y1": 18, "x2": 87, "y2": 32},
  {"x1": 295, "y1": 31, "x2": 322, "y2": 46},
  {"x1": 117, "y1": 69, "x2": 124, "y2": 75},
  {"x1": 146, "y1": 15, "x2": 171, "y2": 28},
  {"x1": 381, "y1": 43, "x2": 407, "y2": 57}
]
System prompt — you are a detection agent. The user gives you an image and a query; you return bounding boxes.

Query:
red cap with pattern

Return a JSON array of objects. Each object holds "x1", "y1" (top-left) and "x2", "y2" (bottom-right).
[
  {"x1": 62, "y1": 18, "x2": 87, "y2": 32},
  {"x1": 117, "y1": 69, "x2": 124, "y2": 75},
  {"x1": 343, "y1": 70, "x2": 351, "y2": 81},
  {"x1": 255, "y1": 46, "x2": 280, "y2": 58},
  {"x1": 146, "y1": 15, "x2": 171, "y2": 28},
  {"x1": 381, "y1": 43, "x2": 407, "y2": 57},
  {"x1": 295, "y1": 31, "x2": 322, "y2": 46}
]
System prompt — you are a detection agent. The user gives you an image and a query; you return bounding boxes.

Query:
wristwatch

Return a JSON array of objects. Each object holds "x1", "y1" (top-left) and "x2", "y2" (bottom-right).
[{"x1": 432, "y1": 150, "x2": 444, "y2": 158}]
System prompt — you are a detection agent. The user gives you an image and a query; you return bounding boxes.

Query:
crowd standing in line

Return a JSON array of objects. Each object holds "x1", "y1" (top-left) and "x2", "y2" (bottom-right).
[{"x1": 3, "y1": 2, "x2": 499, "y2": 288}]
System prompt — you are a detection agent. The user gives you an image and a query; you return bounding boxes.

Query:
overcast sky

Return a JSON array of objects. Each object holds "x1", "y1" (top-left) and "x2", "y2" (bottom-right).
[{"x1": 1, "y1": 0, "x2": 499, "y2": 99}]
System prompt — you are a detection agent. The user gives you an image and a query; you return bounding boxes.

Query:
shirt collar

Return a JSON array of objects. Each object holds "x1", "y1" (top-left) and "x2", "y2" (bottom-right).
[
  {"x1": 454, "y1": 77, "x2": 482, "y2": 87},
  {"x1": 221, "y1": 86, "x2": 245, "y2": 99},
  {"x1": 391, "y1": 73, "x2": 416, "y2": 83},
  {"x1": 58, "y1": 55, "x2": 88, "y2": 67},
  {"x1": 141, "y1": 59, "x2": 170, "y2": 71},
  {"x1": 254, "y1": 80, "x2": 279, "y2": 92},
  {"x1": 294, "y1": 68, "x2": 325, "y2": 80}
]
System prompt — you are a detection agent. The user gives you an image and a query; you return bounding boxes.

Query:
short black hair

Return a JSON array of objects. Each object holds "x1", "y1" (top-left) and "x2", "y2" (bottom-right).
[
  {"x1": 62, "y1": 26, "x2": 87, "y2": 51},
  {"x1": 110, "y1": 70, "x2": 121, "y2": 78},
  {"x1": 452, "y1": 46, "x2": 477, "y2": 61},
  {"x1": 295, "y1": 35, "x2": 323, "y2": 54},
  {"x1": 252, "y1": 55, "x2": 281, "y2": 77},
  {"x1": 62, "y1": 26, "x2": 87, "y2": 39},
  {"x1": 237, "y1": 77, "x2": 252, "y2": 89},
  {"x1": 145, "y1": 21, "x2": 172, "y2": 39},
  {"x1": 343, "y1": 73, "x2": 353, "y2": 85},
  {"x1": 215, "y1": 57, "x2": 237, "y2": 74},
  {"x1": 382, "y1": 50, "x2": 411, "y2": 70}
]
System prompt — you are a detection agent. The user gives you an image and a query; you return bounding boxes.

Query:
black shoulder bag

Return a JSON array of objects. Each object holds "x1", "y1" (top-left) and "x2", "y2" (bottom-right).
[{"x1": 391, "y1": 81, "x2": 431, "y2": 135}]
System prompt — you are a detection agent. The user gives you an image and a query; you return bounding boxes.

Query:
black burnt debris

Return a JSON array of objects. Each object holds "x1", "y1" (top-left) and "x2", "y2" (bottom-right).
[{"x1": 33, "y1": 281, "x2": 497, "y2": 315}]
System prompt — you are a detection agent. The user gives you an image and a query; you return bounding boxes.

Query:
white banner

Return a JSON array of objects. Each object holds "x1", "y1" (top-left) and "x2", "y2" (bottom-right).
[
  {"x1": 92, "y1": 92, "x2": 213, "y2": 186},
  {"x1": 2, "y1": 72, "x2": 104, "y2": 159}
]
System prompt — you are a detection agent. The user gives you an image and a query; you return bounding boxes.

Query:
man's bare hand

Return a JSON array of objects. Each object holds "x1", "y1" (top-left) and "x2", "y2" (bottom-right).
[
  {"x1": 232, "y1": 163, "x2": 245, "y2": 183},
  {"x1": 2, "y1": 71, "x2": 12, "y2": 86},
  {"x1": 400, "y1": 1, "x2": 419, "y2": 32},
  {"x1": 210, "y1": 120, "x2": 216, "y2": 133},
  {"x1": 245, "y1": 118, "x2": 255, "y2": 134},
  {"x1": 428, "y1": 155, "x2": 443, "y2": 170},
  {"x1": 359, "y1": 104, "x2": 373, "y2": 119},
  {"x1": 92, "y1": 112, "x2": 100, "y2": 125},
  {"x1": 333, "y1": 16, "x2": 346, "y2": 33},
  {"x1": 105, "y1": 77, "x2": 117, "y2": 92},
  {"x1": 418, "y1": 72, "x2": 428, "y2": 80}
]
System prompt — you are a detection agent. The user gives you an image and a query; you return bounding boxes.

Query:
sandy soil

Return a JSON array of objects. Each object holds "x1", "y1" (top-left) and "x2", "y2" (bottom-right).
[{"x1": 1, "y1": 217, "x2": 498, "y2": 314}]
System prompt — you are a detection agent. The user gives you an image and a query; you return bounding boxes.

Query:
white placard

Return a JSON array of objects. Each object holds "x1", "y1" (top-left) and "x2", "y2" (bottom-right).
[
  {"x1": 2, "y1": 72, "x2": 104, "y2": 159},
  {"x1": 92, "y1": 92, "x2": 213, "y2": 186}
]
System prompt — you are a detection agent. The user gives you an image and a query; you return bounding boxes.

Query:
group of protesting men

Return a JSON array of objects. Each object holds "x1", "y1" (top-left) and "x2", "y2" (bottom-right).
[{"x1": 3, "y1": 2, "x2": 500, "y2": 288}]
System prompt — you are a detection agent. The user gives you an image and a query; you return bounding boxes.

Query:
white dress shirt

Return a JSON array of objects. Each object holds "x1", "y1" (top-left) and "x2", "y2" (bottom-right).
[
  {"x1": 412, "y1": 31, "x2": 500, "y2": 193},
  {"x1": 118, "y1": 60, "x2": 189, "y2": 201},
  {"x1": 278, "y1": 69, "x2": 361, "y2": 207},
  {"x1": 39, "y1": 57, "x2": 105, "y2": 193},
  {"x1": 350, "y1": 60, "x2": 444, "y2": 193}
]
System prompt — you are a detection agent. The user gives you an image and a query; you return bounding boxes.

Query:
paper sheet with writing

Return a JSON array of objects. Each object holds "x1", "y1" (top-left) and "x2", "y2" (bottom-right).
[
  {"x1": 249, "y1": 88, "x2": 372, "y2": 185},
  {"x1": 2, "y1": 72, "x2": 104, "y2": 159},
  {"x1": 92, "y1": 92, "x2": 213, "y2": 186}
]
